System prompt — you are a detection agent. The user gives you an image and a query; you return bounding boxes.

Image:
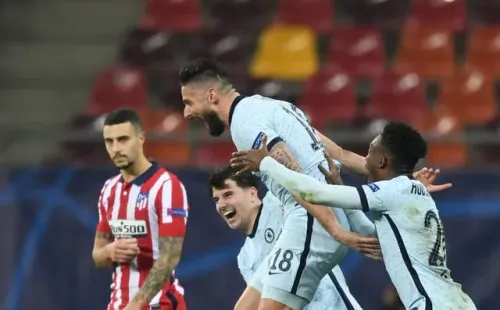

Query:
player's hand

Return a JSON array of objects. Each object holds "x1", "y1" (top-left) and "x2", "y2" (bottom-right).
[
  {"x1": 337, "y1": 232, "x2": 382, "y2": 261},
  {"x1": 109, "y1": 238, "x2": 140, "y2": 263},
  {"x1": 319, "y1": 152, "x2": 343, "y2": 185},
  {"x1": 230, "y1": 134, "x2": 269, "y2": 173},
  {"x1": 123, "y1": 300, "x2": 143, "y2": 310},
  {"x1": 413, "y1": 167, "x2": 452, "y2": 193}
]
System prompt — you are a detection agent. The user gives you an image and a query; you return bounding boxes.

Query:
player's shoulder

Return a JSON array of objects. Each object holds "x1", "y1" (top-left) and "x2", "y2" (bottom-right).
[
  {"x1": 365, "y1": 175, "x2": 414, "y2": 194},
  {"x1": 100, "y1": 174, "x2": 121, "y2": 193},
  {"x1": 234, "y1": 95, "x2": 283, "y2": 118}
]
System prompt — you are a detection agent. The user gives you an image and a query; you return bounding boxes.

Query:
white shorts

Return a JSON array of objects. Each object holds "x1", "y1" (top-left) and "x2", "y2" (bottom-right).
[{"x1": 250, "y1": 205, "x2": 351, "y2": 305}]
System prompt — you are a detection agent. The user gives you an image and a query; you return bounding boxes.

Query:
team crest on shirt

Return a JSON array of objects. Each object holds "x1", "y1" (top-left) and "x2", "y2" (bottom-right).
[
  {"x1": 367, "y1": 183, "x2": 380, "y2": 192},
  {"x1": 135, "y1": 192, "x2": 149, "y2": 210},
  {"x1": 264, "y1": 228, "x2": 275, "y2": 243}
]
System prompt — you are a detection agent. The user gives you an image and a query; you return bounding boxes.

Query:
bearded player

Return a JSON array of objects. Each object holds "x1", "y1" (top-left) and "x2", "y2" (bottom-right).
[{"x1": 91, "y1": 108, "x2": 188, "y2": 310}]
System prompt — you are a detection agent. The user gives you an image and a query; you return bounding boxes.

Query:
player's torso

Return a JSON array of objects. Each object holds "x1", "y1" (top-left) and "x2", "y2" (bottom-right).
[
  {"x1": 230, "y1": 96, "x2": 335, "y2": 211},
  {"x1": 239, "y1": 193, "x2": 284, "y2": 273},
  {"x1": 374, "y1": 177, "x2": 472, "y2": 309}
]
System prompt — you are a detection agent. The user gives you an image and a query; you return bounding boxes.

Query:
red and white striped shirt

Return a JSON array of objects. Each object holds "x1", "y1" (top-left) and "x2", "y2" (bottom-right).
[{"x1": 96, "y1": 162, "x2": 188, "y2": 310}]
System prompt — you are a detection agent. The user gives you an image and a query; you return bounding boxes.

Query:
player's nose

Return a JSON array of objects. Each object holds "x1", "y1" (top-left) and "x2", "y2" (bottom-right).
[{"x1": 183, "y1": 106, "x2": 192, "y2": 119}]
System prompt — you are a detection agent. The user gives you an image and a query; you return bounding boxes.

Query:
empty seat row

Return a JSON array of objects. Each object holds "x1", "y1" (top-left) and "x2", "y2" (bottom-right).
[{"x1": 137, "y1": 0, "x2": 500, "y2": 33}]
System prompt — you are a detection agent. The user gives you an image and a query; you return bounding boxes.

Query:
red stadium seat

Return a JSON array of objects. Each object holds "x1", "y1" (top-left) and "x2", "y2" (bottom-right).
[
  {"x1": 435, "y1": 70, "x2": 497, "y2": 125},
  {"x1": 394, "y1": 27, "x2": 454, "y2": 79},
  {"x1": 88, "y1": 67, "x2": 147, "y2": 115},
  {"x1": 414, "y1": 111, "x2": 468, "y2": 167},
  {"x1": 145, "y1": 141, "x2": 192, "y2": 166},
  {"x1": 274, "y1": 0, "x2": 334, "y2": 34},
  {"x1": 465, "y1": 27, "x2": 500, "y2": 76},
  {"x1": 407, "y1": 0, "x2": 467, "y2": 32},
  {"x1": 196, "y1": 140, "x2": 236, "y2": 167},
  {"x1": 140, "y1": 0, "x2": 202, "y2": 32},
  {"x1": 326, "y1": 27, "x2": 384, "y2": 78},
  {"x1": 298, "y1": 68, "x2": 357, "y2": 129},
  {"x1": 366, "y1": 71, "x2": 427, "y2": 124},
  {"x1": 119, "y1": 28, "x2": 175, "y2": 71}
]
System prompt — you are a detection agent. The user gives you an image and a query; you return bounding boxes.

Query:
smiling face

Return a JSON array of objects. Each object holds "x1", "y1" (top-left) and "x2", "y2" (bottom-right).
[
  {"x1": 212, "y1": 179, "x2": 259, "y2": 231},
  {"x1": 182, "y1": 83, "x2": 226, "y2": 137}
]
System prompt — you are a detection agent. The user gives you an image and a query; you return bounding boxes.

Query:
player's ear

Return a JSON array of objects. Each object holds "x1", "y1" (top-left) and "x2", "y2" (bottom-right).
[
  {"x1": 208, "y1": 88, "x2": 218, "y2": 105},
  {"x1": 379, "y1": 156, "x2": 387, "y2": 169}
]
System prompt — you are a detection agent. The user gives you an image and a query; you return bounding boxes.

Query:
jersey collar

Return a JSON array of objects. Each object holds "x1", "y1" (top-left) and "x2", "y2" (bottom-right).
[
  {"x1": 228, "y1": 95, "x2": 246, "y2": 126},
  {"x1": 120, "y1": 161, "x2": 159, "y2": 186},
  {"x1": 248, "y1": 203, "x2": 264, "y2": 238}
]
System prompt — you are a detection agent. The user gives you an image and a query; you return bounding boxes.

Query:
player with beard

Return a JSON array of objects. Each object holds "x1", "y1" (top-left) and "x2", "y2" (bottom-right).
[
  {"x1": 180, "y1": 59, "x2": 452, "y2": 310},
  {"x1": 92, "y1": 108, "x2": 189, "y2": 310}
]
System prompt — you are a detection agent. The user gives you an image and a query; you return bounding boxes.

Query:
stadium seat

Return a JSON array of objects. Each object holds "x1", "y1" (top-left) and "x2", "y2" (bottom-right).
[
  {"x1": 414, "y1": 111, "x2": 468, "y2": 168},
  {"x1": 274, "y1": 0, "x2": 334, "y2": 34},
  {"x1": 119, "y1": 28, "x2": 175, "y2": 71},
  {"x1": 88, "y1": 67, "x2": 147, "y2": 115},
  {"x1": 250, "y1": 25, "x2": 319, "y2": 80},
  {"x1": 298, "y1": 68, "x2": 357, "y2": 129},
  {"x1": 187, "y1": 30, "x2": 253, "y2": 77},
  {"x1": 406, "y1": 0, "x2": 467, "y2": 32},
  {"x1": 465, "y1": 27, "x2": 500, "y2": 76},
  {"x1": 336, "y1": 0, "x2": 408, "y2": 29},
  {"x1": 140, "y1": 109, "x2": 191, "y2": 166},
  {"x1": 365, "y1": 71, "x2": 427, "y2": 124},
  {"x1": 435, "y1": 70, "x2": 497, "y2": 126},
  {"x1": 394, "y1": 27, "x2": 454, "y2": 79},
  {"x1": 205, "y1": 0, "x2": 273, "y2": 32},
  {"x1": 140, "y1": 0, "x2": 202, "y2": 32},
  {"x1": 326, "y1": 27, "x2": 384, "y2": 78},
  {"x1": 196, "y1": 140, "x2": 236, "y2": 166}
]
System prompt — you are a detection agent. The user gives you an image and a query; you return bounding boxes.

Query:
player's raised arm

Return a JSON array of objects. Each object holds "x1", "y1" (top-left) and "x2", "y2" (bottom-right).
[{"x1": 130, "y1": 176, "x2": 188, "y2": 308}]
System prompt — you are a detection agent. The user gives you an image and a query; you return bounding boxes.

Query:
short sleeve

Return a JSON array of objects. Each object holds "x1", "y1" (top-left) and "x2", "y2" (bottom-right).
[
  {"x1": 96, "y1": 190, "x2": 111, "y2": 234},
  {"x1": 155, "y1": 175, "x2": 189, "y2": 237},
  {"x1": 356, "y1": 182, "x2": 387, "y2": 212},
  {"x1": 230, "y1": 101, "x2": 281, "y2": 152}
]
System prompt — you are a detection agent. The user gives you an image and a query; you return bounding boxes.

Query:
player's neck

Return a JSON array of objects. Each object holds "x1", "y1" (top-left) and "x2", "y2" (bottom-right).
[
  {"x1": 220, "y1": 91, "x2": 241, "y2": 127},
  {"x1": 245, "y1": 201, "x2": 262, "y2": 236},
  {"x1": 120, "y1": 156, "x2": 152, "y2": 183}
]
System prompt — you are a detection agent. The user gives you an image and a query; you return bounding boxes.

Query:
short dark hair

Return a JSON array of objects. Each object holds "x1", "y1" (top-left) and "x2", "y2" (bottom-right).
[
  {"x1": 380, "y1": 122, "x2": 427, "y2": 173},
  {"x1": 103, "y1": 108, "x2": 142, "y2": 130},
  {"x1": 208, "y1": 166, "x2": 258, "y2": 194},
  {"x1": 179, "y1": 58, "x2": 229, "y2": 86}
]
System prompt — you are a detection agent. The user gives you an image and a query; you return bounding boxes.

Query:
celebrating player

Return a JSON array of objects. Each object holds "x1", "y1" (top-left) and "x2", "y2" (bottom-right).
[
  {"x1": 180, "y1": 58, "x2": 385, "y2": 310},
  {"x1": 208, "y1": 165, "x2": 378, "y2": 310},
  {"x1": 231, "y1": 123, "x2": 477, "y2": 310},
  {"x1": 91, "y1": 109, "x2": 189, "y2": 310}
]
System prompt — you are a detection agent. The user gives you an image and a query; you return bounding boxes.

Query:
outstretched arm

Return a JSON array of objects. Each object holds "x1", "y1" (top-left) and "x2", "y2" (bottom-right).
[{"x1": 260, "y1": 156, "x2": 364, "y2": 210}]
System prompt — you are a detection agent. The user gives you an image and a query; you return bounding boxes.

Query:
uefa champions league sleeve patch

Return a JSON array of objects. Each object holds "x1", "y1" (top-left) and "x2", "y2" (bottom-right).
[
  {"x1": 252, "y1": 132, "x2": 265, "y2": 149},
  {"x1": 167, "y1": 208, "x2": 188, "y2": 218},
  {"x1": 367, "y1": 183, "x2": 380, "y2": 192}
]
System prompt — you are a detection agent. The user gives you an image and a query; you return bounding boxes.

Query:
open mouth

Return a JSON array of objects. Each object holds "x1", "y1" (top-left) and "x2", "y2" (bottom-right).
[{"x1": 222, "y1": 209, "x2": 237, "y2": 220}]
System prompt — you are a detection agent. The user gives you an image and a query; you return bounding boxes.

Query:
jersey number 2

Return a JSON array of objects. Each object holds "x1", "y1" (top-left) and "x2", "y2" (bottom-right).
[
  {"x1": 424, "y1": 210, "x2": 447, "y2": 267},
  {"x1": 284, "y1": 104, "x2": 323, "y2": 151}
]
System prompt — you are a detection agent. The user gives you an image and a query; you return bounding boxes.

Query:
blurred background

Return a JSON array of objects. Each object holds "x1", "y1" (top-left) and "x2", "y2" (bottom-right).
[{"x1": 0, "y1": 0, "x2": 499, "y2": 309}]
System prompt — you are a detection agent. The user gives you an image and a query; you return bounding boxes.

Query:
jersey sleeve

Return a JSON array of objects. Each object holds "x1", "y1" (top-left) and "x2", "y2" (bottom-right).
[
  {"x1": 155, "y1": 175, "x2": 189, "y2": 237},
  {"x1": 231, "y1": 103, "x2": 281, "y2": 151},
  {"x1": 96, "y1": 186, "x2": 111, "y2": 234},
  {"x1": 356, "y1": 181, "x2": 389, "y2": 212}
]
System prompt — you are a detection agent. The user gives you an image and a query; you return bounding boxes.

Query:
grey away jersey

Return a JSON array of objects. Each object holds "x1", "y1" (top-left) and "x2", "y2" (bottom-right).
[
  {"x1": 230, "y1": 95, "x2": 335, "y2": 216},
  {"x1": 238, "y1": 193, "x2": 361, "y2": 310},
  {"x1": 358, "y1": 176, "x2": 476, "y2": 310}
]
